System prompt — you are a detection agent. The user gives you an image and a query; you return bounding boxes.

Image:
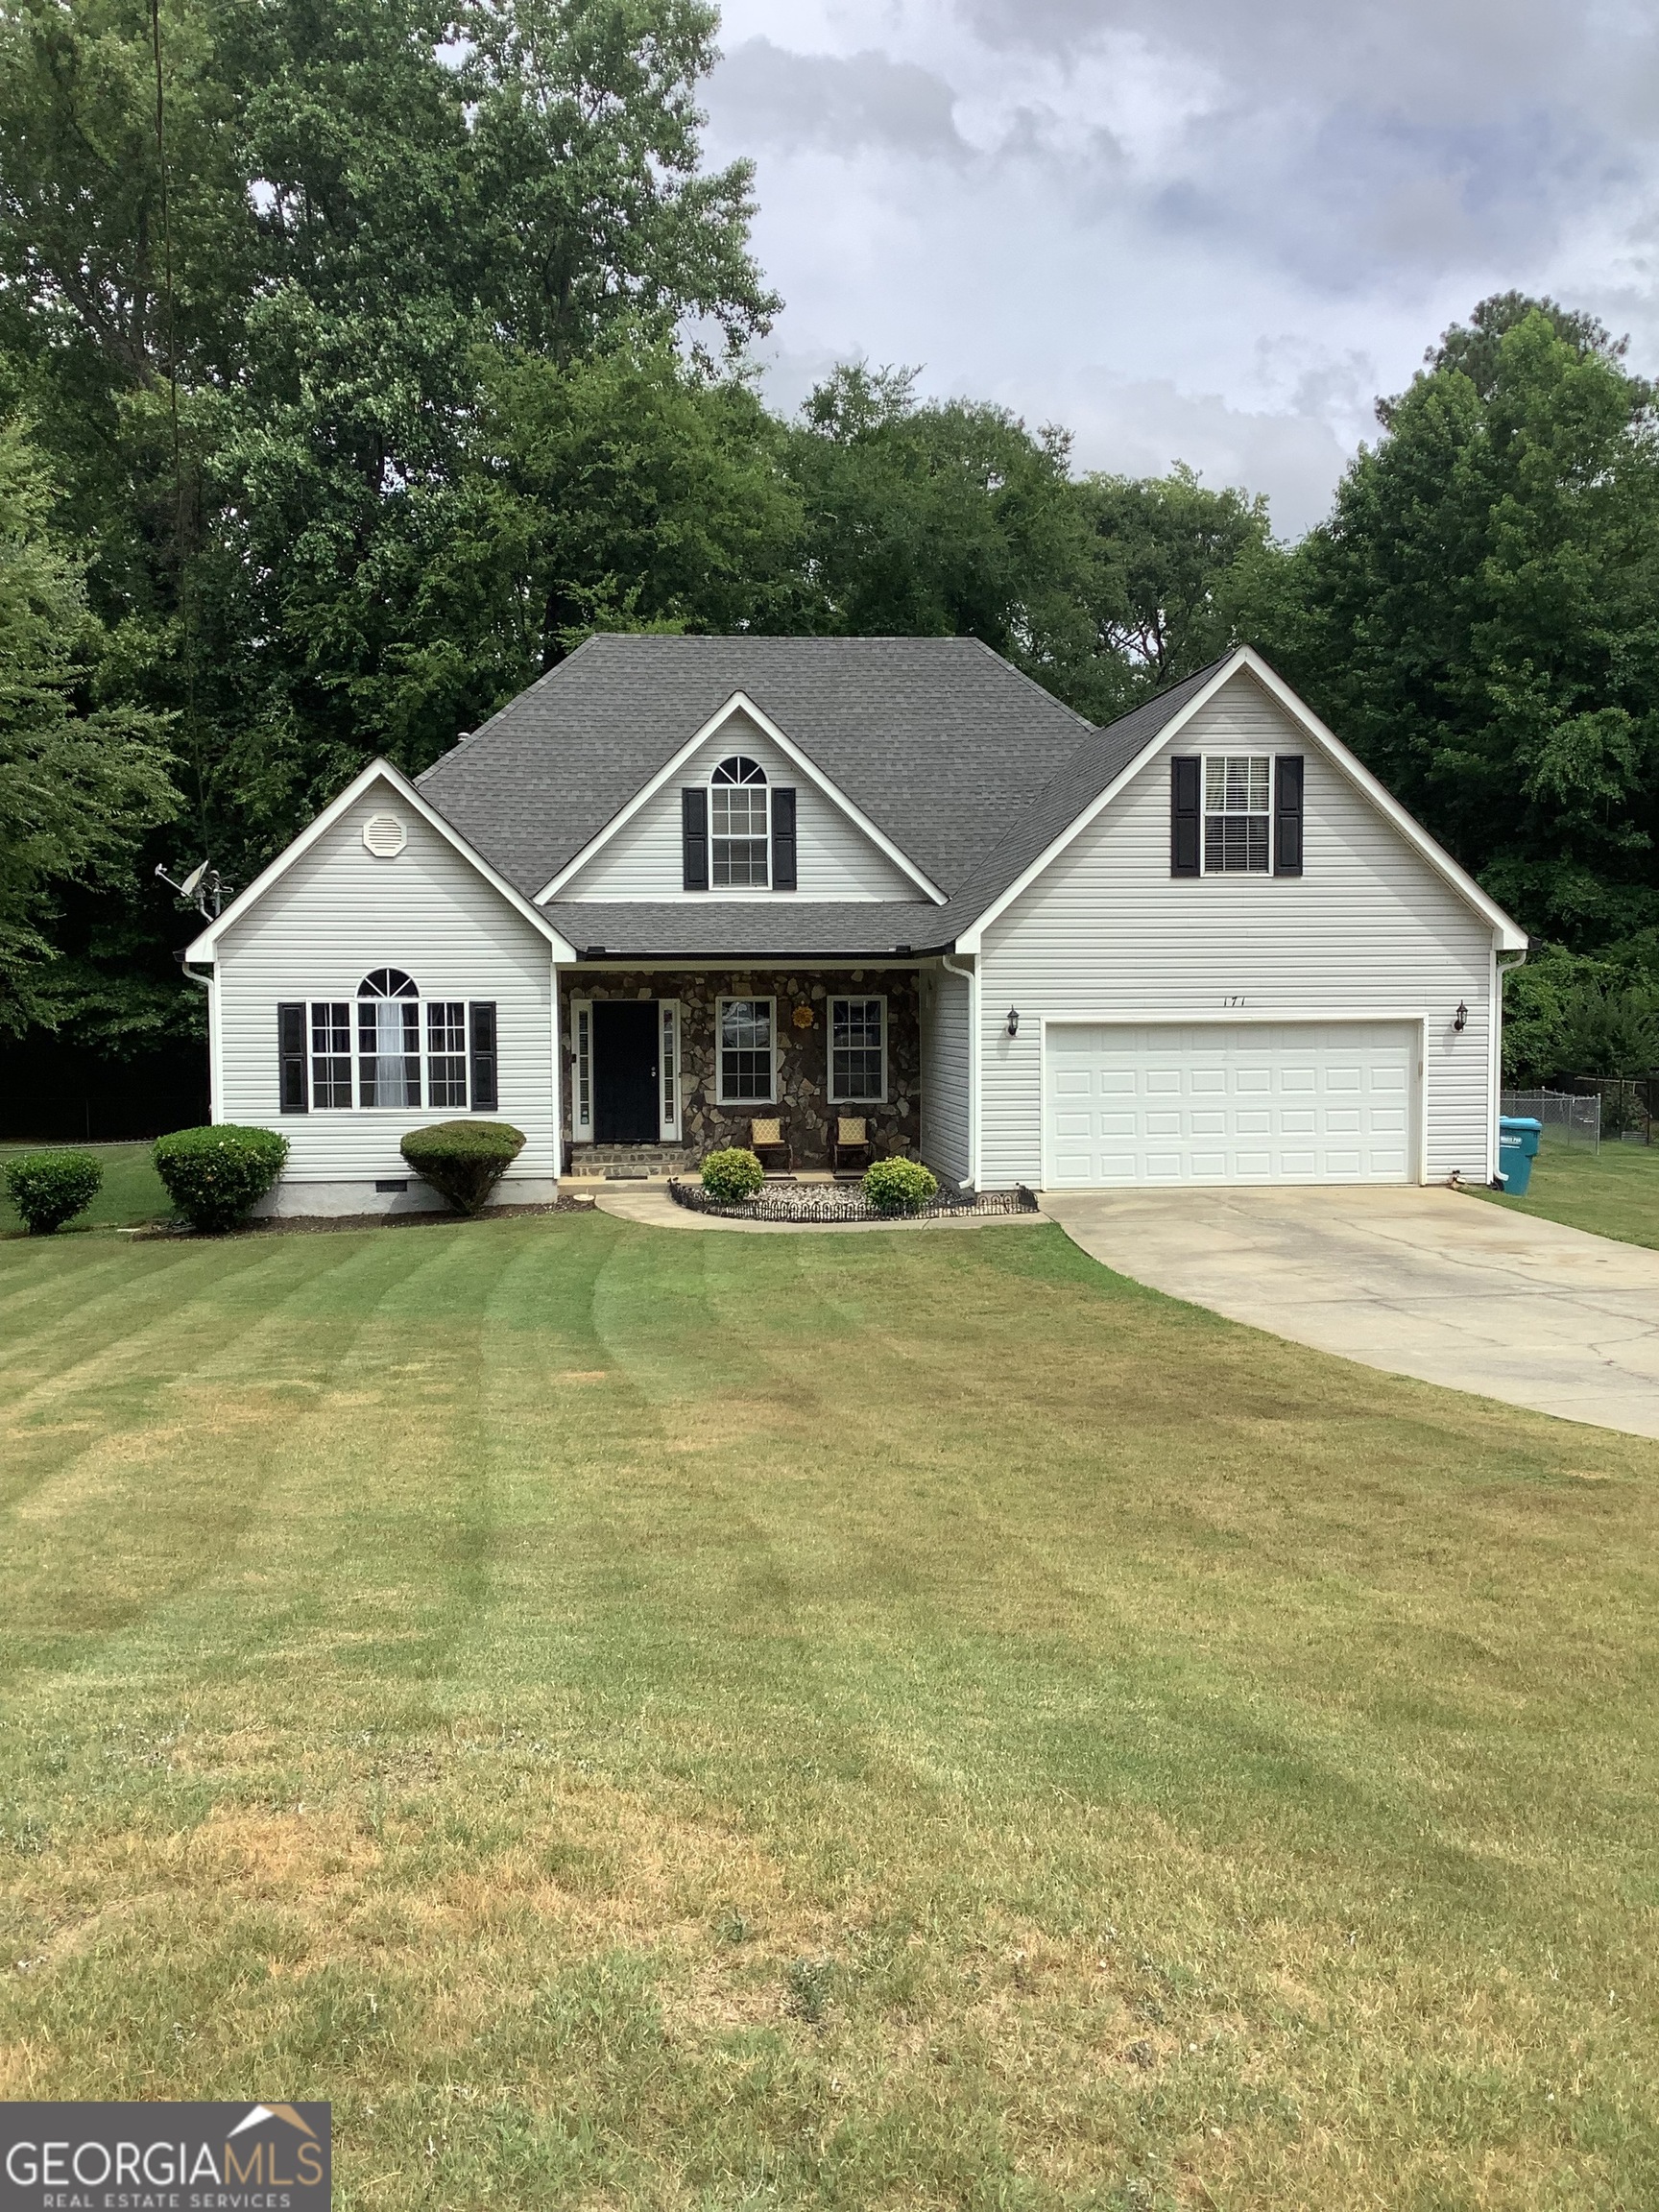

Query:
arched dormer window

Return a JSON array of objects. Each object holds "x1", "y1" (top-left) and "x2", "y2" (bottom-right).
[{"x1": 709, "y1": 755, "x2": 769, "y2": 887}]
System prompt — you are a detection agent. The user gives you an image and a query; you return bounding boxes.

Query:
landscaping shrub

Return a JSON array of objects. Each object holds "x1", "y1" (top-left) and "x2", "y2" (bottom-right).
[
  {"x1": 153, "y1": 1125, "x2": 289, "y2": 1232},
  {"x1": 4, "y1": 1150, "x2": 103, "y2": 1235},
  {"x1": 400, "y1": 1119, "x2": 525, "y2": 1214},
  {"x1": 700, "y1": 1146, "x2": 765, "y2": 1201},
  {"x1": 862, "y1": 1157, "x2": 939, "y2": 1214}
]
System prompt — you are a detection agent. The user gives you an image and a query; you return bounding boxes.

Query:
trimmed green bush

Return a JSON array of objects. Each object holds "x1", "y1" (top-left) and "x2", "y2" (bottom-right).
[
  {"x1": 153, "y1": 1125, "x2": 289, "y2": 1232},
  {"x1": 4, "y1": 1150, "x2": 103, "y2": 1235},
  {"x1": 400, "y1": 1119, "x2": 525, "y2": 1214},
  {"x1": 700, "y1": 1146, "x2": 765, "y2": 1202},
  {"x1": 862, "y1": 1157, "x2": 940, "y2": 1214}
]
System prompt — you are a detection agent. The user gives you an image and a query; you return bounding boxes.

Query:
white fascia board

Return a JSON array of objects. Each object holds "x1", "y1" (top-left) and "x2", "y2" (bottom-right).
[
  {"x1": 956, "y1": 648, "x2": 1527, "y2": 953},
  {"x1": 185, "y1": 757, "x2": 579, "y2": 963},
  {"x1": 536, "y1": 689, "x2": 947, "y2": 905}
]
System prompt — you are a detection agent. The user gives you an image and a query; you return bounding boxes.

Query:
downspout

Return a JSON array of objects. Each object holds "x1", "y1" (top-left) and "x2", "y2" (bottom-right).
[
  {"x1": 1492, "y1": 944, "x2": 1527, "y2": 1185},
  {"x1": 942, "y1": 951, "x2": 978, "y2": 1190},
  {"x1": 550, "y1": 944, "x2": 565, "y2": 1185},
  {"x1": 176, "y1": 957, "x2": 216, "y2": 1121}
]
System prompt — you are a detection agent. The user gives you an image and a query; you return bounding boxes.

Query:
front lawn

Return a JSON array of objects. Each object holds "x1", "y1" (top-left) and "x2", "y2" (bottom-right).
[
  {"x1": 1, "y1": 1214, "x2": 1654, "y2": 2209},
  {"x1": 1475, "y1": 1132, "x2": 1659, "y2": 1249}
]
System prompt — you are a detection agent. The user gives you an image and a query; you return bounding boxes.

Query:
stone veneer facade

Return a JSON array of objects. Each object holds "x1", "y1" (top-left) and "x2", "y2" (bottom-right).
[{"x1": 563, "y1": 970, "x2": 922, "y2": 1167}]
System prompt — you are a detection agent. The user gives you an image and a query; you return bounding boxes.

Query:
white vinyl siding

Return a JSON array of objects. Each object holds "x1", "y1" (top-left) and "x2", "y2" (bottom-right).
[
  {"x1": 920, "y1": 964, "x2": 972, "y2": 1187},
  {"x1": 211, "y1": 786, "x2": 556, "y2": 1188},
  {"x1": 553, "y1": 713, "x2": 918, "y2": 901},
  {"x1": 977, "y1": 670, "x2": 1496, "y2": 1189}
]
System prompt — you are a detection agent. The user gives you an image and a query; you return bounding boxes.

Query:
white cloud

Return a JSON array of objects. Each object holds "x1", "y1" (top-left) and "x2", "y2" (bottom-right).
[{"x1": 707, "y1": 0, "x2": 1659, "y2": 537}]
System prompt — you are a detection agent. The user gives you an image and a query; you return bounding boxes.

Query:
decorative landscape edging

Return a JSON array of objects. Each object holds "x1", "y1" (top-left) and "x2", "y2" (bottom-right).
[{"x1": 667, "y1": 1178, "x2": 1040, "y2": 1225}]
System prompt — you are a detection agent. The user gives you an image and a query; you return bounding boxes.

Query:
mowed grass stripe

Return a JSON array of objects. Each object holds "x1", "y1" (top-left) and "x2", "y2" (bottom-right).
[{"x1": 0, "y1": 1212, "x2": 1655, "y2": 2208}]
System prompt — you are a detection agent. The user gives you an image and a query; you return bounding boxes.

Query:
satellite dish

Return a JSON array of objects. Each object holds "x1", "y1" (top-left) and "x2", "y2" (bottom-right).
[{"x1": 180, "y1": 862, "x2": 206, "y2": 896}]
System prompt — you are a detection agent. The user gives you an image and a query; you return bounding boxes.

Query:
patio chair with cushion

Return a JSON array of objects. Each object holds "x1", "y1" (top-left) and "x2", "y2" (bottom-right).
[
  {"x1": 748, "y1": 1117, "x2": 790, "y2": 1172},
  {"x1": 830, "y1": 1116, "x2": 874, "y2": 1174}
]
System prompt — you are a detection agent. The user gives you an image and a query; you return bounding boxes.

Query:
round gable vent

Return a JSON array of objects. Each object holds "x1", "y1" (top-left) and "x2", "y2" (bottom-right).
[{"x1": 363, "y1": 812, "x2": 407, "y2": 858}]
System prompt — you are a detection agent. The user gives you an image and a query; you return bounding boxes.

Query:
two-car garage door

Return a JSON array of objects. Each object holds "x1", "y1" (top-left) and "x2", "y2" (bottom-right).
[{"x1": 1045, "y1": 1021, "x2": 1417, "y2": 1187}]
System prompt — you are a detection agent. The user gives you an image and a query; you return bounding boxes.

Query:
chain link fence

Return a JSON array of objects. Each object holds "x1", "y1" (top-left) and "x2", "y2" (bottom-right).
[
  {"x1": 1501, "y1": 1088, "x2": 1602, "y2": 1151},
  {"x1": 1562, "y1": 1076, "x2": 1659, "y2": 1142}
]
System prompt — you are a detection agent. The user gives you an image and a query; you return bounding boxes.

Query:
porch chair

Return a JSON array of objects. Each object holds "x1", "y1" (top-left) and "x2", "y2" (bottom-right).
[
  {"x1": 830, "y1": 1117, "x2": 874, "y2": 1175},
  {"x1": 748, "y1": 1117, "x2": 791, "y2": 1173}
]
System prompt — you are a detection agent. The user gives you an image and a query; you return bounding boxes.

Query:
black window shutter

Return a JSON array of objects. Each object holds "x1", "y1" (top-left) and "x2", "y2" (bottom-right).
[
  {"x1": 278, "y1": 1002, "x2": 308, "y2": 1113},
  {"x1": 771, "y1": 786, "x2": 797, "y2": 890},
  {"x1": 469, "y1": 1001, "x2": 498, "y2": 1111},
  {"x1": 682, "y1": 787, "x2": 709, "y2": 891},
  {"x1": 1275, "y1": 755, "x2": 1305, "y2": 877},
  {"x1": 1170, "y1": 756, "x2": 1201, "y2": 877}
]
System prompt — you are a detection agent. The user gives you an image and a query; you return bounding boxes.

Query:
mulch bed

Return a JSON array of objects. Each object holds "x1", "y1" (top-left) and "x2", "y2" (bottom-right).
[{"x1": 667, "y1": 1179, "x2": 1039, "y2": 1225}]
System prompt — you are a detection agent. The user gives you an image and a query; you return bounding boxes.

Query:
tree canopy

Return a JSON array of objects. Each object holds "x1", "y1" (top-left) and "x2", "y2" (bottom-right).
[
  {"x1": 1, "y1": 0, "x2": 1656, "y2": 1089},
  {"x1": 1243, "y1": 299, "x2": 1659, "y2": 952}
]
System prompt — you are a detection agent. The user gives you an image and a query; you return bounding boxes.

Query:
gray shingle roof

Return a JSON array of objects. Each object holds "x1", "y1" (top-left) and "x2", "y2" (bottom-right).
[
  {"x1": 549, "y1": 902, "x2": 946, "y2": 959},
  {"x1": 419, "y1": 636, "x2": 1229, "y2": 954}
]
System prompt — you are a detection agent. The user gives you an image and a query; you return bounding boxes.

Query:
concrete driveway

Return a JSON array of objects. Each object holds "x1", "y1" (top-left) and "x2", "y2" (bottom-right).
[{"x1": 1043, "y1": 1185, "x2": 1659, "y2": 1439}]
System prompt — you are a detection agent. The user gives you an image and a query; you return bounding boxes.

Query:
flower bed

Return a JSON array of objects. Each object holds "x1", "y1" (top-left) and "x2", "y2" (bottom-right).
[{"x1": 668, "y1": 1178, "x2": 1039, "y2": 1224}]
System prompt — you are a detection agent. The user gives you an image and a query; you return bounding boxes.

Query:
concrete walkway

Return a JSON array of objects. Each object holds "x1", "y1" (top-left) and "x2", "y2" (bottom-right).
[{"x1": 1043, "y1": 1185, "x2": 1659, "y2": 1440}]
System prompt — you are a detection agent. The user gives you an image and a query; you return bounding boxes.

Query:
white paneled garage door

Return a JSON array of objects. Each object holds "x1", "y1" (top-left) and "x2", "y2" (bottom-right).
[{"x1": 1045, "y1": 1022, "x2": 1417, "y2": 1187}]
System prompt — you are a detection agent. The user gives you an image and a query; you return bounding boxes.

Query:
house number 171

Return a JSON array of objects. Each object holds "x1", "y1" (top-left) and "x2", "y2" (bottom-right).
[{"x1": 1222, "y1": 994, "x2": 1246, "y2": 1007}]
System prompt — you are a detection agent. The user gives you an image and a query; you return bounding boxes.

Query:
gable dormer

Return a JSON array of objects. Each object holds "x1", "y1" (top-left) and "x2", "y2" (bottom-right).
[{"x1": 542, "y1": 697, "x2": 940, "y2": 904}]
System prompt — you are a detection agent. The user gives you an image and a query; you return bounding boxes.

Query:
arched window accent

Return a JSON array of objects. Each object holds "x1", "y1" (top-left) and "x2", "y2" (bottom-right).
[
  {"x1": 358, "y1": 970, "x2": 421, "y2": 1105},
  {"x1": 709, "y1": 756, "x2": 769, "y2": 886}
]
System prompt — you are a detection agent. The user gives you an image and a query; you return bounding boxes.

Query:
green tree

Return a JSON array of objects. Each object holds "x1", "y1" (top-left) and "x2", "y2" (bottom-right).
[
  {"x1": 0, "y1": 413, "x2": 177, "y2": 1032},
  {"x1": 1066, "y1": 464, "x2": 1272, "y2": 721},
  {"x1": 1244, "y1": 297, "x2": 1659, "y2": 948},
  {"x1": 781, "y1": 365, "x2": 1094, "y2": 676},
  {"x1": 0, "y1": 0, "x2": 778, "y2": 1022}
]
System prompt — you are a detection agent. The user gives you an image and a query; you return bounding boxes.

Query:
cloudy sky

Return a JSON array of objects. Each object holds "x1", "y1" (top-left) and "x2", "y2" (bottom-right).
[{"x1": 701, "y1": 0, "x2": 1659, "y2": 536}]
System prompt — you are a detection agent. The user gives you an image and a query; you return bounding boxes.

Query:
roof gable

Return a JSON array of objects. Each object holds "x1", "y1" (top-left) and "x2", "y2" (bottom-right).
[
  {"x1": 950, "y1": 651, "x2": 1527, "y2": 951},
  {"x1": 185, "y1": 759, "x2": 577, "y2": 962},
  {"x1": 542, "y1": 689, "x2": 944, "y2": 902}
]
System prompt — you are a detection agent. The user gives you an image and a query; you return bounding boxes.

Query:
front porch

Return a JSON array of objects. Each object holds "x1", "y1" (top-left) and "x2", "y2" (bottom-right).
[{"x1": 562, "y1": 968, "x2": 924, "y2": 1178}]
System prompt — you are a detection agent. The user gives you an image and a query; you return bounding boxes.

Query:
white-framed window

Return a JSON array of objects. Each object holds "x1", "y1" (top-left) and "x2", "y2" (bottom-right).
[
  {"x1": 425, "y1": 1001, "x2": 468, "y2": 1107},
  {"x1": 660, "y1": 999, "x2": 682, "y2": 1139},
  {"x1": 303, "y1": 971, "x2": 474, "y2": 1111},
  {"x1": 571, "y1": 998, "x2": 592, "y2": 1139},
  {"x1": 1204, "y1": 755, "x2": 1271, "y2": 874},
  {"x1": 310, "y1": 1002, "x2": 353, "y2": 1109},
  {"x1": 718, "y1": 996, "x2": 775, "y2": 1102},
  {"x1": 710, "y1": 755, "x2": 769, "y2": 887},
  {"x1": 829, "y1": 996, "x2": 886, "y2": 1103}
]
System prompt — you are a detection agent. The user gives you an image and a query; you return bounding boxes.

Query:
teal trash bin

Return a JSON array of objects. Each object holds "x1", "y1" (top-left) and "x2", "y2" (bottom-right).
[{"x1": 1498, "y1": 1115, "x2": 1542, "y2": 1195}]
